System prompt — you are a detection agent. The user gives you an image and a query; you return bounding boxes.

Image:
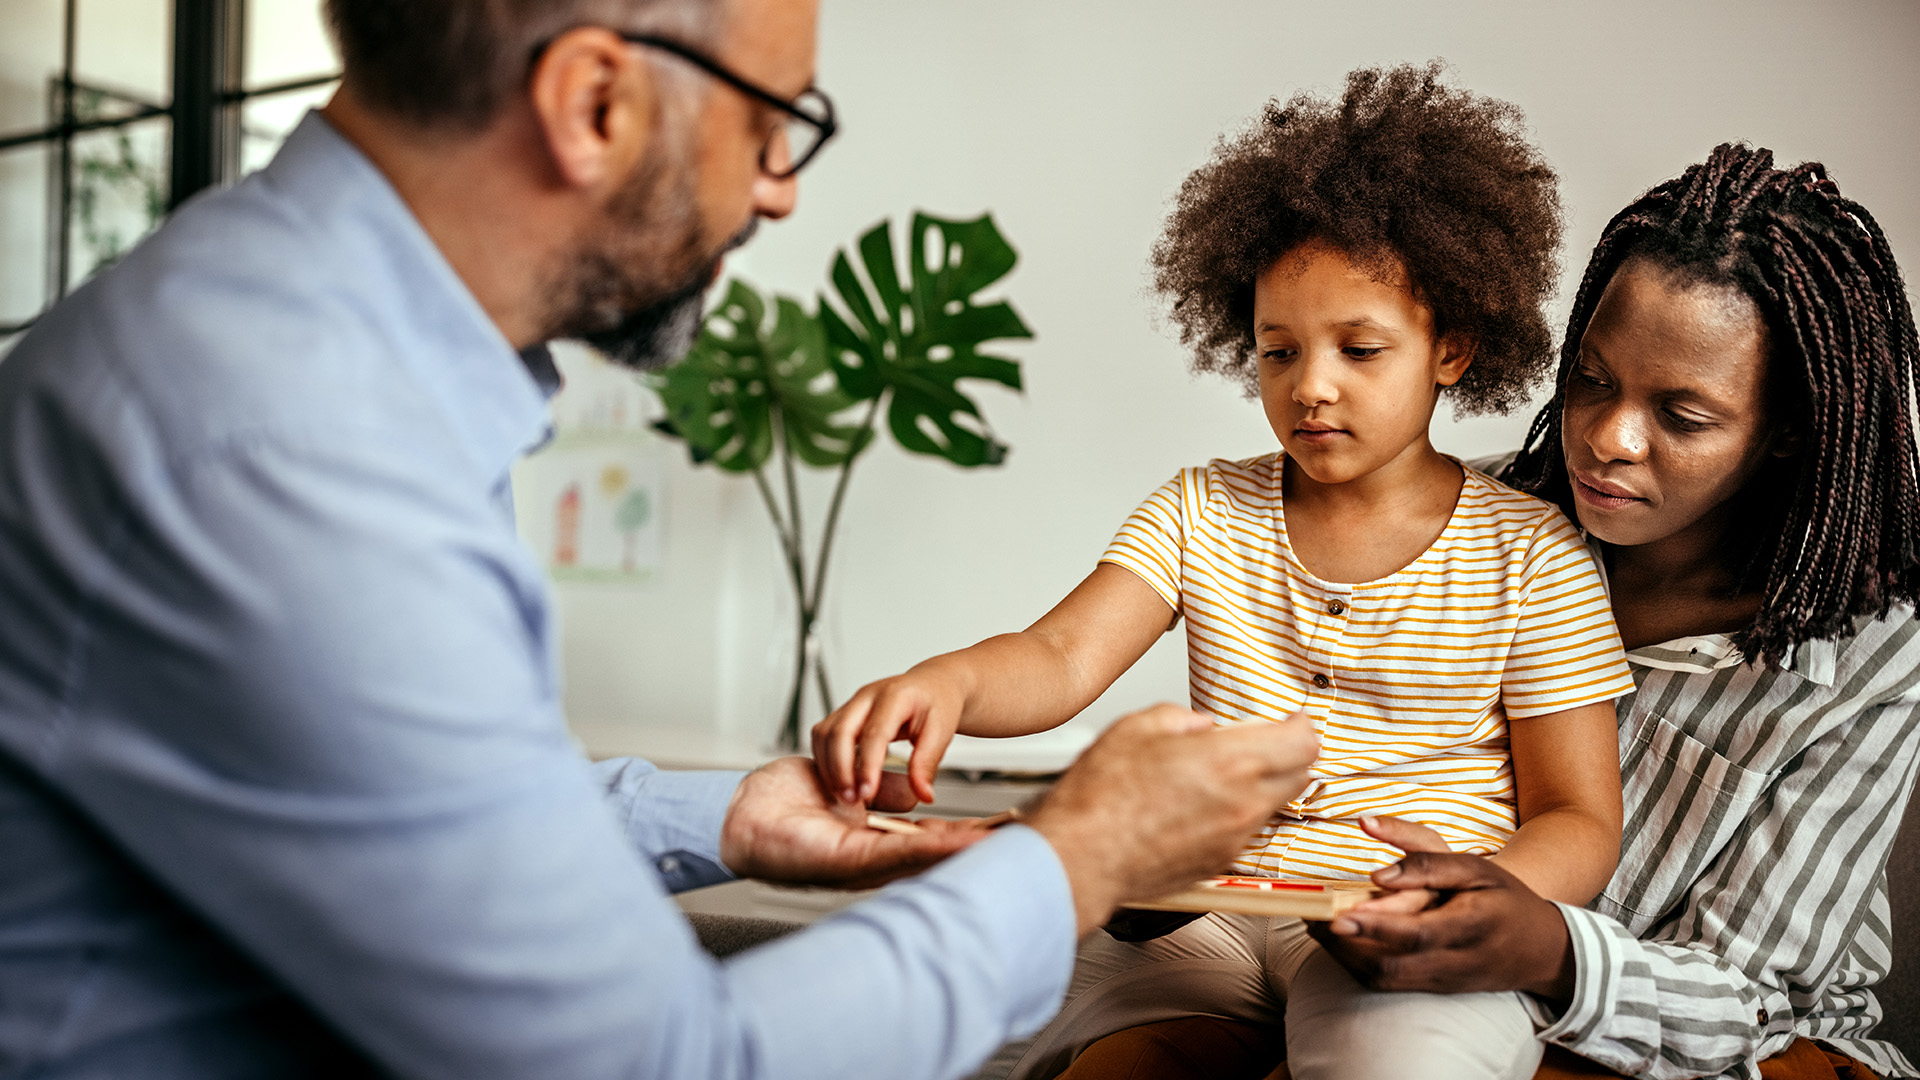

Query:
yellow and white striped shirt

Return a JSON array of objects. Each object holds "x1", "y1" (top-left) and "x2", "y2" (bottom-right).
[{"x1": 1101, "y1": 453, "x2": 1634, "y2": 880}]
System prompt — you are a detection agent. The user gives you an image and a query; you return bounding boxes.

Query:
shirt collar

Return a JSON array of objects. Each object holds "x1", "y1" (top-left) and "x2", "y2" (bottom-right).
[
  {"x1": 1624, "y1": 633, "x2": 1838, "y2": 687},
  {"x1": 262, "y1": 113, "x2": 558, "y2": 474},
  {"x1": 1585, "y1": 536, "x2": 1839, "y2": 686}
]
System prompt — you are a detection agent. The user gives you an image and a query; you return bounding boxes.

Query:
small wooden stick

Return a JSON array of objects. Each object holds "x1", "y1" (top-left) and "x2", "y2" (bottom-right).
[
  {"x1": 865, "y1": 812, "x2": 925, "y2": 835},
  {"x1": 867, "y1": 807, "x2": 1025, "y2": 835}
]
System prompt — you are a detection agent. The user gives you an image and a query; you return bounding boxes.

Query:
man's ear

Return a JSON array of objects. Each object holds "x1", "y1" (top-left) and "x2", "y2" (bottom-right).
[
  {"x1": 1434, "y1": 332, "x2": 1476, "y2": 388},
  {"x1": 527, "y1": 27, "x2": 656, "y2": 190}
]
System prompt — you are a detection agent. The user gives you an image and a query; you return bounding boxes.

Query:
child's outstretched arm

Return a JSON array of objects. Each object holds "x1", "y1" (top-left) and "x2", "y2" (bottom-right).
[
  {"x1": 812, "y1": 564, "x2": 1176, "y2": 806},
  {"x1": 1491, "y1": 701, "x2": 1624, "y2": 905}
]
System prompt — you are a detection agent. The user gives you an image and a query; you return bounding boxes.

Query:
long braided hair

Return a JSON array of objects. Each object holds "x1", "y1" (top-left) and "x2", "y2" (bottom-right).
[{"x1": 1506, "y1": 142, "x2": 1920, "y2": 667}]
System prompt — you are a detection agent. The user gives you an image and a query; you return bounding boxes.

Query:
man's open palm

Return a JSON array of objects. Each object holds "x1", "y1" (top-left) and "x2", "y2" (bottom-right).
[{"x1": 720, "y1": 757, "x2": 990, "y2": 889}]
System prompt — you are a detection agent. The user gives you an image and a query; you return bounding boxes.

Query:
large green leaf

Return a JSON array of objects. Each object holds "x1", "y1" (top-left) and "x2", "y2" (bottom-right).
[
  {"x1": 819, "y1": 212, "x2": 1031, "y2": 467},
  {"x1": 650, "y1": 280, "x2": 867, "y2": 472}
]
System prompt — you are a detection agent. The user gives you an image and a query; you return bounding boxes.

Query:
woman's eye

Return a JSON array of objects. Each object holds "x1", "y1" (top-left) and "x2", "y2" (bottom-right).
[
  {"x1": 1662, "y1": 410, "x2": 1708, "y2": 432},
  {"x1": 1572, "y1": 368, "x2": 1610, "y2": 390}
]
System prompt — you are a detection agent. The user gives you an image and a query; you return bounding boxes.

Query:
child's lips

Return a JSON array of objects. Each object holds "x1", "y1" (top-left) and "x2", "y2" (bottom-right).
[{"x1": 1293, "y1": 423, "x2": 1348, "y2": 443}]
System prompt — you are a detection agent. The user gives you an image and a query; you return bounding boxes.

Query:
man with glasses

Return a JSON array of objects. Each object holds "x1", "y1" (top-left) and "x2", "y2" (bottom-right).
[{"x1": 0, "y1": 0, "x2": 1319, "y2": 1077}]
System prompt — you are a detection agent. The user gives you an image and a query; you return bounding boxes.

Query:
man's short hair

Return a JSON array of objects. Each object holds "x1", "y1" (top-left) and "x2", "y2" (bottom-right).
[{"x1": 323, "y1": 0, "x2": 724, "y2": 132}]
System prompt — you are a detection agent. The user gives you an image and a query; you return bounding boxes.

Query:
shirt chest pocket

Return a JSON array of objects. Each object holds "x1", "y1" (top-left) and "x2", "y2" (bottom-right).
[{"x1": 1603, "y1": 709, "x2": 1771, "y2": 923}]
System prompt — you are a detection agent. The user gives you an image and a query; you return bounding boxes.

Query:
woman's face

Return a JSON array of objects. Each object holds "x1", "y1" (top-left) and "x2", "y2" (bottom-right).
[{"x1": 1560, "y1": 259, "x2": 1786, "y2": 549}]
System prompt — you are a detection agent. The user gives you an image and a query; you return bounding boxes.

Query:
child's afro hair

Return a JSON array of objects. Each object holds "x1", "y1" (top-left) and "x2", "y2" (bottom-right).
[{"x1": 1151, "y1": 62, "x2": 1563, "y2": 415}]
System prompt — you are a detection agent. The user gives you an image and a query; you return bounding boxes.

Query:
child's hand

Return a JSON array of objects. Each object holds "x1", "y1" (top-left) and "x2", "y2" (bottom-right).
[{"x1": 811, "y1": 665, "x2": 967, "y2": 807}]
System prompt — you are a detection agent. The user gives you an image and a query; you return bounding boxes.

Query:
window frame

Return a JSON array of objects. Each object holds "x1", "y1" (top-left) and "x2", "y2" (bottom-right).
[{"x1": 0, "y1": 0, "x2": 338, "y2": 339}]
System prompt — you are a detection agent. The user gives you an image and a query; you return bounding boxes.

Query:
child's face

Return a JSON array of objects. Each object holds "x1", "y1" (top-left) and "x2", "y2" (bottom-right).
[{"x1": 1252, "y1": 241, "x2": 1471, "y2": 486}]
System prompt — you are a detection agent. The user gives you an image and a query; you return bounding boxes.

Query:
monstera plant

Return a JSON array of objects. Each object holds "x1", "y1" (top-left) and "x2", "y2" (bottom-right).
[{"x1": 651, "y1": 212, "x2": 1032, "y2": 749}]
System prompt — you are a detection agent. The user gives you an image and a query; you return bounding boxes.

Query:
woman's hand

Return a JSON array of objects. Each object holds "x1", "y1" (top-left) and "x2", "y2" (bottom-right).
[
  {"x1": 1343, "y1": 815, "x2": 1451, "y2": 916},
  {"x1": 1308, "y1": 816, "x2": 1578, "y2": 1002},
  {"x1": 811, "y1": 663, "x2": 968, "y2": 807}
]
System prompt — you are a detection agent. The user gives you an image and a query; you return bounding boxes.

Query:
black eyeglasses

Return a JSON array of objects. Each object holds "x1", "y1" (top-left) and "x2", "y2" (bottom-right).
[{"x1": 619, "y1": 33, "x2": 837, "y2": 179}]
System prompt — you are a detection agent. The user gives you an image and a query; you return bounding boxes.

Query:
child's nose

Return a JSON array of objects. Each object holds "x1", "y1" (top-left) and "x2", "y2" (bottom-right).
[{"x1": 1291, "y1": 352, "x2": 1339, "y2": 408}]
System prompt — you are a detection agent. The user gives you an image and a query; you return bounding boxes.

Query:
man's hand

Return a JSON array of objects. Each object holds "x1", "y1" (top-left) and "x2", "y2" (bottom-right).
[
  {"x1": 1023, "y1": 706, "x2": 1319, "y2": 935},
  {"x1": 1307, "y1": 817, "x2": 1578, "y2": 1003},
  {"x1": 720, "y1": 757, "x2": 988, "y2": 890}
]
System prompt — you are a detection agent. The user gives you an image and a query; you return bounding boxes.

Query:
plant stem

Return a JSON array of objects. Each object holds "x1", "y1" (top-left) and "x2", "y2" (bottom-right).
[
  {"x1": 813, "y1": 650, "x2": 835, "y2": 719},
  {"x1": 754, "y1": 501, "x2": 803, "y2": 749},
  {"x1": 748, "y1": 465, "x2": 799, "y2": 577},
  {"x1": 780, "y1": 419, "x2": 806, "y2": 582},
  {"x1": 772, "y1": 417, "x2": 815, "y2": 750},
  {"x1": 750, "y1": 444, "x2": 811, "y2": 749},
  {"x1": 805, "y1": 393, "x2": 885, "y2": 619},
  {"x1": 789, "y1": 393, "x2": 885, "y2": 739}
]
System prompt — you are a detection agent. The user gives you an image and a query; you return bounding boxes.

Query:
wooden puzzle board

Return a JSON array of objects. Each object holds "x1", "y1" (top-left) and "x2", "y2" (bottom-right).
[{"x1": 1124, "y1": 876, "x2": 1380, "y2": 920}]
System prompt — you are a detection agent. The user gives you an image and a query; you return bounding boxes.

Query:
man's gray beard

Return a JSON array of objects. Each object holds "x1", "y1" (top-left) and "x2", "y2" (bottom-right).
[
  {"x1": 578, "y1": 271, "x2": 711, "y2": 372},
  {"x1": 573, "y1": 216, "x2": 758, "y2": 371},
  {"x1": 546, "y1": 118, "x2": 758, "y2": 372}
]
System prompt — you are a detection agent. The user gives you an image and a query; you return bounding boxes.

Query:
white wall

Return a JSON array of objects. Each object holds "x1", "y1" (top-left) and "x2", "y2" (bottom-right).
[
  {"x1": 554, "y1": 0, "x2": 1920, "y2": 765},
  {"x1": 9, "y1": 1, "x2": 1916, "y2": 766}
]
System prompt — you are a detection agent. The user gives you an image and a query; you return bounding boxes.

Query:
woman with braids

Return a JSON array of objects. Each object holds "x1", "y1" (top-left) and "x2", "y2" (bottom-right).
[
  {"x1": 981, "y1": 138, "x2": 1919, "y2": 1080},
  {"x1": 1278, "y1": 142, "x2": 1920, "y2": 1080},
  {"x1": 819, "y1": 65, "x2": 1638, "y2": 1080}
]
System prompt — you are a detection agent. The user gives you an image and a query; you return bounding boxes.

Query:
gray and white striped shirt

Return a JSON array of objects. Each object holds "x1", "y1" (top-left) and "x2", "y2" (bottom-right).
[{"x1": 1527, "y1": 608, "x2": 1920, "y2": 1078}]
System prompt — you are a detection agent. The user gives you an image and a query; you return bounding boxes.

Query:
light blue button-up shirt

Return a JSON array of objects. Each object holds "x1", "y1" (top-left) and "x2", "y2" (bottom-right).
[{"x1": 0, "y1": 113, "x2": 1074, "y2": 1080}]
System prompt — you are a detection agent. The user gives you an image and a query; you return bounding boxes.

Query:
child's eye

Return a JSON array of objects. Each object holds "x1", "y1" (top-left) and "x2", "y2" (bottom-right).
[
  {"x1": 1343, "y1": 347, "x2": 1384, "y2": 360},
  {"x1": 1262, "y1": 348, "x2": 1296, "y2": 364}
]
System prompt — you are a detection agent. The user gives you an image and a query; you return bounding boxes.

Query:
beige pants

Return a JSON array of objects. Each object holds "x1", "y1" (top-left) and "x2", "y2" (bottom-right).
[{"x1": 977, "y1": 913, "x2": 1544, "y2": 1080}]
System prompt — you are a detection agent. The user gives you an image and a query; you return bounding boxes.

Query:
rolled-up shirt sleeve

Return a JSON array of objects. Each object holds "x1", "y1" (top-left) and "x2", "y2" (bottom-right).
[
  {"x1": 592, "y1": 759, "x2": 745, "y2": 892},
  {"x1": 1524, "y1": 693, "x2": 1920, "y2": 1079},
  {"x1": 1529, "y1": 904, "x2": 1793, "y2": 1080}
]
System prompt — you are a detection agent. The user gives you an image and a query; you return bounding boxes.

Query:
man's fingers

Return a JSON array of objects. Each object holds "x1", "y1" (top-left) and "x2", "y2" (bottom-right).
[
  {"x1": 1205, "y1": 711, "x2": 1321, "y2": 783},
  {"x1": 1358, "y1": 814, "x2": 1451, "y2": 855},
  {"x1": 834, "y1": 826, "x2": 986, "y2": 889},
  {"x1": 1113, "y1": 702, "x2": 1217, "y2": 736}
]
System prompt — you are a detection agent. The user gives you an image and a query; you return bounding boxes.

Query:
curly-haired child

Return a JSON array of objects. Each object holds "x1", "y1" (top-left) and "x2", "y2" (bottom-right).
[{"x1": 814, "y1": 64, "x2": 1634, "y2": 1080}]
